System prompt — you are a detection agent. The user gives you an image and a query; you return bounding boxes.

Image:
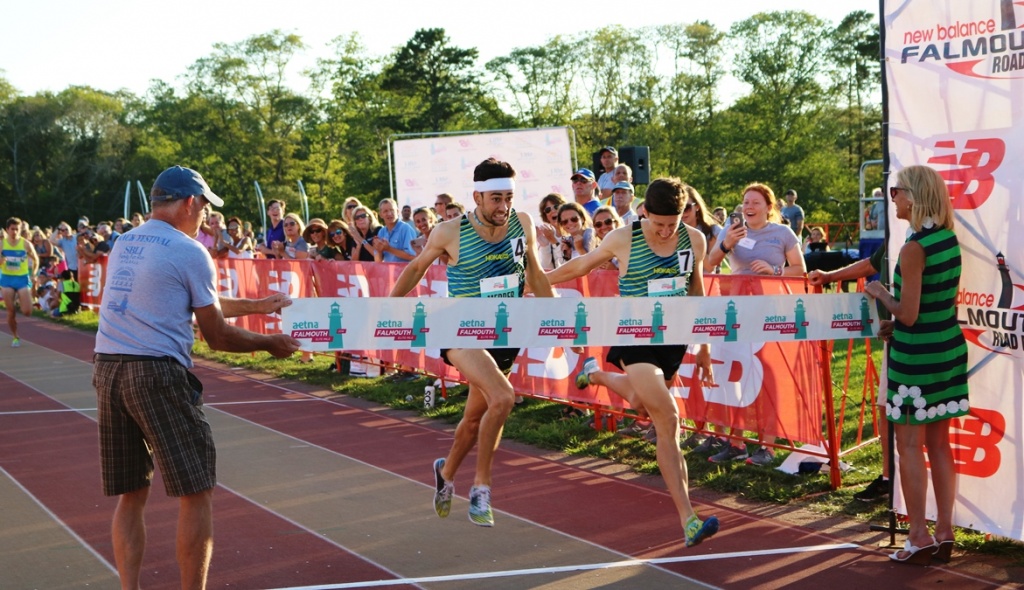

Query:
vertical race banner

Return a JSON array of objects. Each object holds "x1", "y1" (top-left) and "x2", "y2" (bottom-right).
[
  {"x1": 885, "y1": 0, "x2": 1024, "y2": 540},
  {"x1": 392, "y1": 128, "x2": 574, "y2": 220}
]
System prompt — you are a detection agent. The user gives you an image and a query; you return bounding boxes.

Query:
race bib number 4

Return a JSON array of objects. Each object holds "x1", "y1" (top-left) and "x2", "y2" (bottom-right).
[{"x1": 509, "y1": 236, "x2": 526, "y2": 265}]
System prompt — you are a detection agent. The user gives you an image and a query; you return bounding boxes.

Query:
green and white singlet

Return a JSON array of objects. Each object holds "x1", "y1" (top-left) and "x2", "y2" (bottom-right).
[
  {"x1": 617, "y1": 220, "x2": 693, "y2": 298},
  {"x1": 447, "y1": 211, "x2": 527, "y2": 298}
]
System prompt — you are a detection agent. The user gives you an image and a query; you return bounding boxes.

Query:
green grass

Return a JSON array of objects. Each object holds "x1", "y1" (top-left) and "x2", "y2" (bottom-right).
[{"x1": 30, "y1": 307, "x2": 1024, "y2": 563}]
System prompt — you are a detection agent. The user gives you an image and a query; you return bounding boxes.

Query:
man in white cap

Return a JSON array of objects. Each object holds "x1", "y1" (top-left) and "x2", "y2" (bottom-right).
[
  {"x1": 93, "y1": 165, "x2": 300, "y2": 589},
  {"x1": 611, "y1": 180, "x2": 639, "y2": 225}
]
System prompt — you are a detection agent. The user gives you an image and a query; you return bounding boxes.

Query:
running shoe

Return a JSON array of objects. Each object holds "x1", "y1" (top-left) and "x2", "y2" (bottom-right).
[
  {"x1": 853, "y1": 475, "x2": 890, "y2": 502},
  {"x1": 432, "y1": 458, "x2": 454, "y2": 518},
  {"x1": 468, "y1": 485, "x2": 494, "y2": 527},
  {"x1": 616, "y1": 420, "x2": 650, "y2": 437},
  {"x1": 692, "y1": 436, "x2": 725, "y2": 455},
  {"x1": 708, "y1": 444, "x2": 748, "y2": 463},
  {"x1": 680, "y1": 432, "x2": 706, "y2": 450},
  {"x1": 642, "y1": 424, "x2": 658, "y2": 444},
  {"x1": 11, "y1": 338, "x2": 20, "y2": 348},
  {"x1": 685, "y1": 514, "x2": 720, "y2": 547},
  {"x1": 745, "y1": 446, "x2": 775, "y2": 466},
  {"x1": 574, "y1": 357, "x2": 599, "y2": 389}
]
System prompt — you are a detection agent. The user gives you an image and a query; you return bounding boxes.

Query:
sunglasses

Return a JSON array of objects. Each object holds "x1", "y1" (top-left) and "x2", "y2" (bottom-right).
[
  {"x1": 331, "y1": 229, "x2": 345, "y2": 236},
  {"x1": 227, "y1": 225, "x2": 240, "y2": 230},
  {"x1": 559, "y1": 216, "x2": 580, "y2": 225},
  {"x1": 284, "y1": 221, "x2": 298, "y2": 227},
  {"x1": 684, "y1": 202, "x2": 696, "y2": 211},
  {"x1": 543, "y1": 205, "x2": 557, "y2": 215},
  {"x1": 889, "y1": 186, "x2": 912, "y2": 198},
  {"x1": 310, "y1": 228, "x2": 324, "y2": 233},
  {"x1": 346, "y1": 203, "x2": 358, "y2": 209},
  {"x1": 594, "y1": 219, "x2": 615, "y2": 228},
  {"x1": 354, "y1": 214, "x2": 368, "y2": 220}
]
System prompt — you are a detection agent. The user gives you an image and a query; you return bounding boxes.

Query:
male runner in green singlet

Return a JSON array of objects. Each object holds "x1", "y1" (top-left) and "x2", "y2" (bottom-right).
[
  {"x1": 390, "y1": 158, "x2": 553, "y2": 527},
  {"x1": 546, "y1": 177, "x2": 720, "y2": 546}
]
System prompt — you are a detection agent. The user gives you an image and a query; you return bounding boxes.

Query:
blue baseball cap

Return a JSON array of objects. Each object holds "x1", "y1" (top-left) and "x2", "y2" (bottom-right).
[
  {"x1": 570, "y1": 168, "x2": 595, "y2": 182},
  {"x1": 612, "y1": 181, "x2": 634, "y2": 193},
  {"x1": 151, "y1": 166, "x2": 224, "y2": 207}
]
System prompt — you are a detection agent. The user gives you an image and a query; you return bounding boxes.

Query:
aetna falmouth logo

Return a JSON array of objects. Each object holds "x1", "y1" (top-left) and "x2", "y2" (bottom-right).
[{"x1": 899, "y1": 1, "x2": 1024, "y2": 79}]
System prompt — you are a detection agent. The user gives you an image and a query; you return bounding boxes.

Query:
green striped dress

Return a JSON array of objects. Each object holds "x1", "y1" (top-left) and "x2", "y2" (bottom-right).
[
  {"x1": 447, "y1": 211, "x2": 527, "y2": 298},
  {"x1": 887, "y1": 225, "x2": 969, "y2": 425}
]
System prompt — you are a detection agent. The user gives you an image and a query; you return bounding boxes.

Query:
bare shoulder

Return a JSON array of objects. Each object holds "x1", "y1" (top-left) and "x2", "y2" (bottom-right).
[{"x1": 685, "y1": 224, "x2": 707, "y2": 255}]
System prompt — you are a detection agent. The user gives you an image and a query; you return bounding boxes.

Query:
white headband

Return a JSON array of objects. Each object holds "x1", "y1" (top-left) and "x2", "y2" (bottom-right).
[{"x1": 474, "y1": 178, "x2": 515, "y2": 192}]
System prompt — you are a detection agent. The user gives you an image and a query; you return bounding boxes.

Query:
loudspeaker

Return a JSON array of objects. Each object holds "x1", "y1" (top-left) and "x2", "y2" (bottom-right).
[
  {"x1": 591, "y1": 151, "x2": 605, "y2": 174},
  {"x1": 618, "y1": 146, "x2": 650, "y2": 185}
]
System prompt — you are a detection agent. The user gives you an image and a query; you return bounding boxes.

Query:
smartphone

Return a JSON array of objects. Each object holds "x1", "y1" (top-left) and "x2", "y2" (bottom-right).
[{"x1": 729, "y1": 212, "x2": 744, "y2": 228}]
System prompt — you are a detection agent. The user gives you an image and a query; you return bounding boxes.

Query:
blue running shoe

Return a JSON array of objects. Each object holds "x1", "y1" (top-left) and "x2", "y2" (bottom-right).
[
  {"x1": 468, "y1": 485, "x2": 494, "y2": 527},
  {"x1": 433, "y1": 458, "x2": 453, "y2": 518},
  {"x1": 575, "y1": 357, "x2": 599, "y2": 389},
  {"x1": 685, "y1": 514, "x2": 720, "y2": 547}
]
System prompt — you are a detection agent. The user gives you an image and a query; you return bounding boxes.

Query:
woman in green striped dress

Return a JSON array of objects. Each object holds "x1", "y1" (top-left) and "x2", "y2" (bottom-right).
[{"x1": 865, "y1": 165, "x2": 968, "y2": 565}]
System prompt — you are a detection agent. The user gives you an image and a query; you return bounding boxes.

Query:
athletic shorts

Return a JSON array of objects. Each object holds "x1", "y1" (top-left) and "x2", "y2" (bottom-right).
[
  {"x1": 606, "y1": 344, "x2": 689, "y2": 380},
  {"x1": 440, "y1": 347, "x2": 520, "y2": 375},
  {"x1": 93, "y1": 356, "x2": 216, "y2": 497},
  {"x1": 0, "y1": 274, "x2": 31, "y2": 291}
]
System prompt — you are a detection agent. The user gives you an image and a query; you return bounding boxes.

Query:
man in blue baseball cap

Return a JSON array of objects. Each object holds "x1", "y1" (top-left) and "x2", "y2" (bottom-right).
[
  {"x1": 93, "y1": 165, "x2": 299, "y2": 588},
  {"x1": 570, "y1": 168, "x2": 601, "y2": 217},
  {"x1": 150, "y1": 165, "x2": 225, "y2": 208}
]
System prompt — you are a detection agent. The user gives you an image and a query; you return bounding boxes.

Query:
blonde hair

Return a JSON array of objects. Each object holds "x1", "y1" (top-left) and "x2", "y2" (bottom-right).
[{"x1": 898, "y1": 165, "x2": 955, "y2": 231}]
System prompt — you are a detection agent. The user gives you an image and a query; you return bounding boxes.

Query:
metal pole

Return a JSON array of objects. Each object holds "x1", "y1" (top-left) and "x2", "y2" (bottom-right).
[
  {"x1": 123, "y1": 182, "x2": 131, "y2": 219},
  {"x1": 136, "y1": 180, "x2": 149, "y2": 214},
  {"x1": 254, "y1": 181, "x2": 266, "y2": 241},
  {"x1": 297, "y1": 180, "x2": 309, "y2": 224}
]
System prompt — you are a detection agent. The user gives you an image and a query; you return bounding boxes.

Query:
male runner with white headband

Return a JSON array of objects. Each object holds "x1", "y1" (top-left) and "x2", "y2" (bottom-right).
[{"x1": 391, "y1": 158, "x2": 553, "y2": 526}]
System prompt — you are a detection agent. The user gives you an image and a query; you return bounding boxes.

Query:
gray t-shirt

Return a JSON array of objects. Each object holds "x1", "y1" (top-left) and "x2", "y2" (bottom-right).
[
  {"x1": 780, "y1": 204, "x2": 804, "y2": 228},
  {"x1": 95, "y1": 219, "x2": 218, "y2": 367},
  {"x1": 727, "y1": 222, "x2": 799, "y2": 275}
]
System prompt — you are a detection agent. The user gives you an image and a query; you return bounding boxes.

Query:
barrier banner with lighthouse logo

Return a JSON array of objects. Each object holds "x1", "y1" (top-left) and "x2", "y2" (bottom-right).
[{"x1": 885, "y1": 0, "x2": 1024, "y2": 540}]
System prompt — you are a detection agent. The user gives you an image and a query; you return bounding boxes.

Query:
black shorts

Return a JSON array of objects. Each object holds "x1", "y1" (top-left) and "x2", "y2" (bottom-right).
[
  {"x1": 440, "y1": 348, "x2": 520, "y2": 375},
  {"x1": 606, "y1": 345, "x2": 688, "y2": 380}
]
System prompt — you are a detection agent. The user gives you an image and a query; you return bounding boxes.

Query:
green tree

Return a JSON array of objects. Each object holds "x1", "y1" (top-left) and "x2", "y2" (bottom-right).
[{"x1": 380, "y1": 28, "x2": 484, "y2": 133}]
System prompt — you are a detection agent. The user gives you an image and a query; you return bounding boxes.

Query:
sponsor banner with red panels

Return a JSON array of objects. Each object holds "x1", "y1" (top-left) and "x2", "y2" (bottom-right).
[
  {"x1": 885, "y1": 0, "x2": 1024, "y2": 539},
  {"x1": 79, "y1": 258, "x2": 827, "y2": 446}
]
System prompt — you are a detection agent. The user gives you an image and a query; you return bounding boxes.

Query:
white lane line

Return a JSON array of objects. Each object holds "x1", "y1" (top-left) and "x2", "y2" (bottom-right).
[
  {"x1": 267, "y1": 543, "x2": 859, "y2": 590},
  {"x1": 0, "y1": 464, "x2": 118, "y2": 575}
]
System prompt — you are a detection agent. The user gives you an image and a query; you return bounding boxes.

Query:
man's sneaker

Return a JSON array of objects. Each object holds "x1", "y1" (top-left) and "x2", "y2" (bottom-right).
[
  {"x1": 575, "y1": 357, "x2": 599, "y2": 389},
  {"x1": 680, "y1": 432, "x2": 706, "y2": 450},
  {"x1": 745, "y1": 446, "x2": 775, "y2": 466},
  {"x1": 692, "y1": 436, "x2": 725, "y2": 455},
  {"x1": 685, "y1": 514, "x2": 720, "y2": 547},
  {"x1": 616, "y1": 420, "x2": 650, "y2": 437},
  {"x1": 708, "y1": 444, "x2": 748, "y2": 463},
  {"x1": 642, "y1": 425, "x2": 658, "y2": 444},
  {"x1": 468, "y1": 485, "x2": 494, "y2": 527},
  {"x1": 853, "y1": 475, "x2": 890, "y2": 502},
  {"x1": 432, "y1": 458, "x2": 454, "y2": 518},
  {"x1": 11, "y1": 338, "x2": 20, "y2": 348}
]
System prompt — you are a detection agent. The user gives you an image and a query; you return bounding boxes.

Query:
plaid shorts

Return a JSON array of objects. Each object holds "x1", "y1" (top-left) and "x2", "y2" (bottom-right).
[{"x1": 93, "y1": 357, "x2": 216, "y2": 497}]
